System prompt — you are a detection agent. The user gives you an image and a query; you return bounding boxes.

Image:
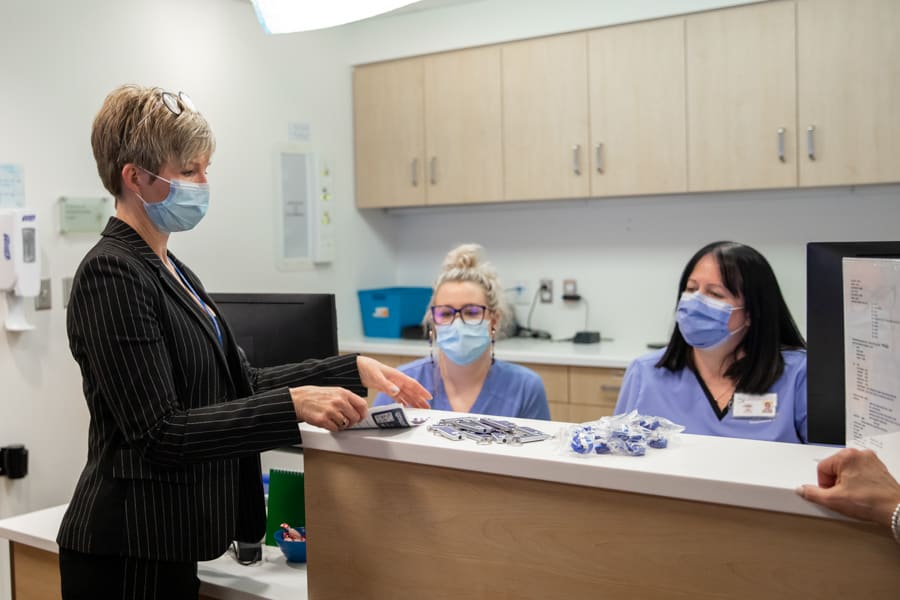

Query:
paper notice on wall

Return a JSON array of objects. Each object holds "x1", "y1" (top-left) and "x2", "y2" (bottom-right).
[
  {"x1": 843, "y1": 257, "x2": 900, "y2": 458},
  {"x1": 0, "y1": 164, "x2": 25, "y2": 208}
]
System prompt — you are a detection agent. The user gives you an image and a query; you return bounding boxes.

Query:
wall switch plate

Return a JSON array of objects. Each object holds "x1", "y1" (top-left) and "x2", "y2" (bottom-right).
[
  {"x1": 34, "y1": 278, "x2": 51, "y2": 310},
  {"x1": 539, "y1": 279, "x2": 553, "y2": 303},
  {"x1": 62, "y1": 276, "x2": 74, "y2": 308}
]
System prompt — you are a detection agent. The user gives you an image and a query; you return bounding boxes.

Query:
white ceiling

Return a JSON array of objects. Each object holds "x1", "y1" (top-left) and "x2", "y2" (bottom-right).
[
  {"x1": 386, "y1": 0, "x2": 486, "y2": 16},
  {"x1": 231, "y1": 0, "x2": 487, "y2": 18}
]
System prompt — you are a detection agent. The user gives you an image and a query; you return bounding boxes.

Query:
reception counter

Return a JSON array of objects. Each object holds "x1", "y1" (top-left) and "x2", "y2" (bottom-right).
[
  {"x1": 4, "y1": 412, "x2": 897, "y2": 599},
  {"x1": 300, "y1": 409, "x2": 899, "y2": 599}
]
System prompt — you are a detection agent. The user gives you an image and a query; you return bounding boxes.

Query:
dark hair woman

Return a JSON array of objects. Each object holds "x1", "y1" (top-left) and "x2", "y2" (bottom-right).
[{"x1": 615, "y1": 241, "x2": 807, "y2": 443}]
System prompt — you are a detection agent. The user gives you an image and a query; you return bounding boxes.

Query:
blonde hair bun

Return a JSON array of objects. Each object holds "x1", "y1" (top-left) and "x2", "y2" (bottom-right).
[{"x1": 441, "y1": 243, "x2": 484, "y2": 272}]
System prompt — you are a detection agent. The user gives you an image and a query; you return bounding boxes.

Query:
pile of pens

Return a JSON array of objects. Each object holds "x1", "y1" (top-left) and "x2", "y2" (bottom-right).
[{"x1": 427, "y1": 417, "x2": 552, "y2": 445}]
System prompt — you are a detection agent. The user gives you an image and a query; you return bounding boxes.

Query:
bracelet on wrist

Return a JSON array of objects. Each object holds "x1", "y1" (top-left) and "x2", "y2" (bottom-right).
[{"x1": 891, "y1": 502, "x2": 900, "y2": 544}]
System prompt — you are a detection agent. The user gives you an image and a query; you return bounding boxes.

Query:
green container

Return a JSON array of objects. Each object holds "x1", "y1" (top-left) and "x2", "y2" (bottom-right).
[{"x1": 265, "y1": 469, "x2": 305, "y2": 546}]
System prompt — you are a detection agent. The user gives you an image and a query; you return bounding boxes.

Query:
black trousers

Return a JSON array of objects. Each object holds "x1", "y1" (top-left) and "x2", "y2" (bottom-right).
[{"x1": 59, "y1": 547, "x2": 200, "y2": 600}]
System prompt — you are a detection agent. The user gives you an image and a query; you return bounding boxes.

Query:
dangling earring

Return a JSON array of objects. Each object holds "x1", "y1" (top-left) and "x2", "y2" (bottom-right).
[
  {"x1": 490, "y1": 327, "x2": 496, "y2": 365},
  {"x1": 429, "y1": 326, "x2": 435, "y2": 366}
]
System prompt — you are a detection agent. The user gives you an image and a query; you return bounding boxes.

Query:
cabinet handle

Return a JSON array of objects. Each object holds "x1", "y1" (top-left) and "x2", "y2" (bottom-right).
[
  {"x1": 411, "y1": 158, "x2": 418, "y2": 187},
  {"x1": 430, "y1": 157, "x2": 437, "y2": 185},
  {"x1": 777, "y1": 127, "x2": 786, "y2": 163},
  {"x1": 572, "y1": 145, "x2": 582, "y2": 175},
  {"x1": 807, "y1": 125, "x2": 816, "y2": 161},
  {"x1": 595, "y1": 143, "x2": 604, "y2": 174},
  {"x1": 600, "y1": 384, "x2": 620, "y2": 393}
]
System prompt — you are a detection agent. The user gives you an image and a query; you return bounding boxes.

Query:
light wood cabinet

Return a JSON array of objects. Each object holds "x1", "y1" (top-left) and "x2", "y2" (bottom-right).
[
  {"x1": 501, "y1": 33, "x2": 590, "y2": 202},
  {"x1": 354, "y1": 47, "x2": 502, "y2": 208},
  {"x1": 424, "y1": 46, "x2": 503, "y2": 205},
  {"x1": 353, "y1": 0, "x2": 898, "y2": 208},
  {"x1": 686, "y1": 1, "x2": 797, "y2": 191},
  {"x1": 567, "y1": 366, "x2": 624, "y2": 421},
  {"x1": 353, "y1": 58, "x2": 425, "y2": 208},
  {"x1": 361, "y1": 353, "x2": 624, "y2": 421},
  {"x1": 797, "y1": 0, "x2": 900, "y2": 186},
  {"x1": 588, "y1": 18, "x2": 687, "y2": 196},
  {"x1": 523, "y1": 363, "x2": 569, "y2": 421}
]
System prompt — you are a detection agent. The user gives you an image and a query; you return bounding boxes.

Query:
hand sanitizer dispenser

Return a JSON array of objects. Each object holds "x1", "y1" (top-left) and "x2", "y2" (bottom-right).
[{"x1": 0, "y1": 208, "x2": 40, "y2": 331}]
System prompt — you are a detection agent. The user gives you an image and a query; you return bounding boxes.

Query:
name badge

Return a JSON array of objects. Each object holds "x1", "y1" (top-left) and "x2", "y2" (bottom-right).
[{"x1": 732, "y1": 393, "x2": 777, "y2": 418}]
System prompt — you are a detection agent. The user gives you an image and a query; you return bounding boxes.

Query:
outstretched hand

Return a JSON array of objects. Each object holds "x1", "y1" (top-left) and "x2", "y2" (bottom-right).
[
  {"x1": 796, "y1": 447, "x2": 900, "y2": 528},
  {"x1": 356, "y1": 355, "x2": 432, "y2": 409},
  {"x1": 289, "y1": 386, "x2": 368, "y2": 431}
]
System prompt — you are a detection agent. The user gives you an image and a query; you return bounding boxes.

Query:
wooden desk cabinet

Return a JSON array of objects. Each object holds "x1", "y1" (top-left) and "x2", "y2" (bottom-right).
[
  {"x1": 6, "y1": 542, "x2": 218, "y2": 600},
  {"x1": 362, "y1": 352, "x2": 625, "y2": 421}
]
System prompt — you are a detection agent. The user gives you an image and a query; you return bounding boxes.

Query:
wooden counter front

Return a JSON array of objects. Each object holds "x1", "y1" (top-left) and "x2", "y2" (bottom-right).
[{"x1": 304, "y1": 449, "x2": 898, "y2": 599}]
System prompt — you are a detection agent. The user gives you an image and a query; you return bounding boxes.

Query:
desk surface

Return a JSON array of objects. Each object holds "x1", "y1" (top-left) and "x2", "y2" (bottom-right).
[
  {"x1": 339, "y1": 336, "x2": 646, "y2": 368},
  {"x1": 0, "y1": 504, "x2": 306, "y2": 600},
  {"x1": 300, "y1": 408, "x2": 887, "y2": 520}
]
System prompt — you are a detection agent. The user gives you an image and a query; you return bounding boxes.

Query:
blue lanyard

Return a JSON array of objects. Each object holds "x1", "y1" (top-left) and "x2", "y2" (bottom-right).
[{"x1": 172, "y1": 264, "x2": 223, "y2": 346}]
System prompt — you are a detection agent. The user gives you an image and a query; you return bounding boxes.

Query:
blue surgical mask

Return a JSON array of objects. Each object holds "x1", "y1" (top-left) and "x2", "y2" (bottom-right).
[
  {"x1": 436, "y1": 320, "x2": 491, "y2": 366},
  {"x1": 676, "y1": 291, "x2": 745, "y2": 349},
  {"x1": 137, "y1": 168, "x2": 209, "y2": 233}
]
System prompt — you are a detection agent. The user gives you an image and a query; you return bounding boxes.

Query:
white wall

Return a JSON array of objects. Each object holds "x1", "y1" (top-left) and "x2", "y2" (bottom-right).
[
  {"x1": 389, "y1": 185, "x2": 900, "y2": 343},
  {"x1": 1, "y1": 0, "x2": 898, "y2": 596}
]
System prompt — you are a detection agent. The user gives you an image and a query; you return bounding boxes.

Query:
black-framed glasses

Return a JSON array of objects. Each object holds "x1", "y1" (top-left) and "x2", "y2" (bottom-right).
[
  {"x1": 160, "y1": 91, "x2": 196, "y2": 116},
  {"x1": 430, "y1": 304, "x2": 488, "y2": 325}
]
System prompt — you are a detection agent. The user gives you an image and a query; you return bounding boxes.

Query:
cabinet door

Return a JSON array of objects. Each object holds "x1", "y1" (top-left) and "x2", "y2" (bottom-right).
[
  {"x1": 568, "y1": 366, "x2": 625, "y2": 420},
  {"x1": 798, "y1": 0, "x2": 900, "y2": 186},
  {"x1": 425, "y1": 47, "x2": 503, "y2": 205},
  {"x1": 354, "y1": 58, "x2": 426, "y2": 208},
  {"x1": 589, "y1": 18, "x2": 687, "y2": 196},
  {"x1": 686, "y1": 2, "x2": 797, "y2": 191},
  {"x1": 519, "y1": 362, "x2": 569, "y2": 421},
  {"x1": 502, "y1": 33, "x2": 590, "y2": 202}
]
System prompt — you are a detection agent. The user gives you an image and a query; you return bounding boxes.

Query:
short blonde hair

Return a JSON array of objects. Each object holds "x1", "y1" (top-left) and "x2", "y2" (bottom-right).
[
  {"x1": 91, "y1": 84, "x2": 215, "y2": 197},
  {"x1": 427, "y1": 244, "x2": 511, "y2": 334}
]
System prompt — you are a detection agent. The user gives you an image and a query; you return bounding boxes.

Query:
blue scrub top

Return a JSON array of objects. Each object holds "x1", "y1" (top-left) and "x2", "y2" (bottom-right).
[
  {"x1": 614, "y1": 348, "x2": 807, "y2": 443},
  {"x1": 373, "y1": 357, "x2": 551, "y2": 420}
]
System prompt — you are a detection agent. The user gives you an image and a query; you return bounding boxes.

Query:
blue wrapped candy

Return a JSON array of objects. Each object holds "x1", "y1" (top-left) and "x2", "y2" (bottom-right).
[
  {"x1": 563, "y1": 410, "x2": 684, "y2": 457},
  {"x1": 569, "y1": 427, "x2": 595, "y2": 454}
]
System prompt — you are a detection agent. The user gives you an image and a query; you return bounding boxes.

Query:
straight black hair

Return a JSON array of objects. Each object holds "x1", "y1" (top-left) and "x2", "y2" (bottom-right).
[{"x1": 656, "y1": 241, "x2": 806, "y2": 394}]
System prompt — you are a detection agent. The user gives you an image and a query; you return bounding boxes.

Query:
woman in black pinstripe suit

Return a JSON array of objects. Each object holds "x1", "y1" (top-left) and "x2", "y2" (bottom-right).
[{"x1": 57, "y1": 84, "x2": 431, "y2": 599}]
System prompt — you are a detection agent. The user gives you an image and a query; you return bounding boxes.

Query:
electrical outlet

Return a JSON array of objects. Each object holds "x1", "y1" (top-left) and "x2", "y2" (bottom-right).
[
  {"x1": 34, "y1": 278, "x2": 52, "y2": 311},
  {"x1": 539, "y1": 279, "x2": 553, "y2": 303},
  {"x1": 562, "y1": 278, "x2": 580, "y2": 302}
]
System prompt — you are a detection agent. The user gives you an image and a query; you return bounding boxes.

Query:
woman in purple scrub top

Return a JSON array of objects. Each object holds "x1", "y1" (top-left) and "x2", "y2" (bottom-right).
[
  {"x1": 374, "y1": 244, "x2": 550, "y2": 420},
  {"x1": 615, "y1": 241, "x2": 807, "y2": 443}
]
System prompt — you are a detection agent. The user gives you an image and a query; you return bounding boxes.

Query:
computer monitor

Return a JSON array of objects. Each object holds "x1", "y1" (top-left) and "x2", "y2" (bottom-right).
[
  {"x1": 806, "y1": 241, "x2": 900, "y2": 445},
  {"x1": 209, "y1": 293, "x2": 338, "y2": 368}
]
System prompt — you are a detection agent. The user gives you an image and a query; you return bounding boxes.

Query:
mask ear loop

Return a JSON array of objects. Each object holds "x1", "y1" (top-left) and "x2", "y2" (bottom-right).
[{"x1": 429, "y1": 325, "x2": 435, "y2": 366}]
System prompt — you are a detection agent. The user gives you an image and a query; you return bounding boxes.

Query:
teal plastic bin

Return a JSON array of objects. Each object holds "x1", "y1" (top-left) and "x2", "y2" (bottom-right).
[{"x1": 358, "y1": 287, "x2": 433, "y2": 338}]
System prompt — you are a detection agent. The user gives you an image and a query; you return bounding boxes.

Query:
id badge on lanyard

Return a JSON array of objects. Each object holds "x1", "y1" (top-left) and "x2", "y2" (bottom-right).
[{"x1": 732, "y1": 393, "x2": 777, "y2": 418}]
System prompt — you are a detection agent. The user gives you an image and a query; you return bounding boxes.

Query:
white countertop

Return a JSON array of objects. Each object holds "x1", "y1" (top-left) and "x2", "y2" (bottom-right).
[
  {"x1": 0, "y1": 504, "x2": 306, "y2": 600},
  {"x1": 299, "y1": 408, "x2": 874, "y2": 520},
  {"x1": 339, "y1": 336, "x2": 648, "y2": 368}
]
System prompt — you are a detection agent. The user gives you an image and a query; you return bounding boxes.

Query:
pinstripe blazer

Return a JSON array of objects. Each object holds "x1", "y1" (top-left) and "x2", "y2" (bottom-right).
[{"x1": 57, "y1": 218, "x2": 364, "y2": 562}]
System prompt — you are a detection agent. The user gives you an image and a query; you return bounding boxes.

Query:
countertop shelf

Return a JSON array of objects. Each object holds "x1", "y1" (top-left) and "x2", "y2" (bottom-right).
[
  {"x1": 339, "y1": 336, "x2": 648, "y2": 368},
  {"x1": 299, "y1": 408, "x2": 866, "y2": 520},
  {"x1": 0, "y1": 505, "x2": 307, "y2": 600}
]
